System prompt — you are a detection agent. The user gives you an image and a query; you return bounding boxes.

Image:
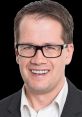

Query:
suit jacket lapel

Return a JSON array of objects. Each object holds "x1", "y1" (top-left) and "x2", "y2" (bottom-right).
[
  {"x1": 61, "y1": 79, "x2": 82, "y2": 117},
  {"x1": 7, "y1": 90, "x2": 21, "y2": 117}
]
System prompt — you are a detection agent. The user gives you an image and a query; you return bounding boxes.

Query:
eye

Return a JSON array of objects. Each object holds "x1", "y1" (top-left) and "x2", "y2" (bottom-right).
[
  {"x1": 22, "y1": 45, "x2": 35, "y2": 50},
  {"x1": 44, "y1": 45, "x2": 61, "y2": 52},
  {"x1": 23, "y1": 46, "x2": 32, "y2": 49},
  {"x1": 45, "y1": 46, "x2": 56, "y2": 50}
]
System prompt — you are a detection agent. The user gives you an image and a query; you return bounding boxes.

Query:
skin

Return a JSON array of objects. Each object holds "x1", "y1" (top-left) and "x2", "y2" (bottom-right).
[{"x1": 16, "y1": 15, "x2": 74, "y2": 111}]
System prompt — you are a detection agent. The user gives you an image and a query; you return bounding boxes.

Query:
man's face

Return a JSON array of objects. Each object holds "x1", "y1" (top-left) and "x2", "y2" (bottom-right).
[{"x1": 16, "y1": 15, "x2": 74, "y2": 94}]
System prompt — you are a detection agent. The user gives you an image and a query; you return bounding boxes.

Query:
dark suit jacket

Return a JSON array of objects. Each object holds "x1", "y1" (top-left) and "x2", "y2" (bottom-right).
[{"x1": 0, "y1": 79, "x2": 82, "y2": 117}]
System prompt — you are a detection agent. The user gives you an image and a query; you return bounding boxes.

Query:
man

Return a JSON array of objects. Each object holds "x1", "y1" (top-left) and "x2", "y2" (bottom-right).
[{"x1": 0, "y1": 0, "x2": 82, "y2": 117}]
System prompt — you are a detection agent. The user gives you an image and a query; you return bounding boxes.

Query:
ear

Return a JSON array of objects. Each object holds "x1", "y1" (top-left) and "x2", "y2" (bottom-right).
[
  {"x1": 15, "y1": 49, "x2": 19, "y2": 64},
  {"x1": 65, "y1": 43, "x2": 74, "y2": 65}
]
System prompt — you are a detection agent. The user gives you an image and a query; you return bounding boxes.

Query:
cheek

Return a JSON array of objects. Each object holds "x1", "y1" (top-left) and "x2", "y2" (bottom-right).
[
  {"x1": 51, "y1": 56, "x2": 66, "y2": 67},
  {"x1": 18, "y1": 58, "x2": 30, "y2": 76},
  {"x1": 17, "y1": 57, "x2": 30, "y2": 66},
  {"x1": 49, "y1": 59, "x2": 65, "y2": 88},
  {"x1": 18, "y1": 59, "x2": 31, "y2": 84},
  {"x1": 50, "y1": 57, "x2": 66, "y2": 75}
]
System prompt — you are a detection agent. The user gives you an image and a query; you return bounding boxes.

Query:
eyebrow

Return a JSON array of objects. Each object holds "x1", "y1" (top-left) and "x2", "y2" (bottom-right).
[{"x1": 18, "y1": 42, "x2": 61, "y2": 46}]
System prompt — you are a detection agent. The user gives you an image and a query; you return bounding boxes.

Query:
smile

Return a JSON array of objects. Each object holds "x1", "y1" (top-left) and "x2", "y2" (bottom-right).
[{"x1": 31, "y1": 70, "x2": 49, "y2": 74}]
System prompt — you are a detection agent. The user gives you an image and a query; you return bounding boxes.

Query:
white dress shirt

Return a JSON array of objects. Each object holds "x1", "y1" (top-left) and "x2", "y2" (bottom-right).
[{"x1": 20, "y1": 78, "x2": 68, "y2": 117}]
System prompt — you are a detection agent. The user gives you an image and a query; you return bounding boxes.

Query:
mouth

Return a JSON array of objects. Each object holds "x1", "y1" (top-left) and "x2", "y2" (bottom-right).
[
  {"x1": 31, "y1": 70, "x2": 49, "y2": 75},
  {"x1": 30, "y1": 69, "x2": 49, "y2": 75}
]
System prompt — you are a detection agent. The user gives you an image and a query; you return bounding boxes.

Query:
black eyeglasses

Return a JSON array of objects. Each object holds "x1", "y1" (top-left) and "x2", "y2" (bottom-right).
[{"x1": 16, "y1": 43, "x2": 68, "y2": 58}]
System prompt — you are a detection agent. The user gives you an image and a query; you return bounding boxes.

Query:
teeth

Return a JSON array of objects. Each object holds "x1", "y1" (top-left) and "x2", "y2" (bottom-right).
[{"x1": 31, "y1": 70, "x2": 48, "y2": 74}]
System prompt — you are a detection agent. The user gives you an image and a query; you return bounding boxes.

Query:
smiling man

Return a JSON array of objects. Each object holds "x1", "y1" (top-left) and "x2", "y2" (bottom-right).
[{"x1": 0, "y1": 0, "x2": 82, "y2": 117}]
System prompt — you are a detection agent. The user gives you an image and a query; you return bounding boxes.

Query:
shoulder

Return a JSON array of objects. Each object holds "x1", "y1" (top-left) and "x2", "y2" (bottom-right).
[
  {"x1": 61, "y1": 79, "x2": 82, "y2": 116},
  {"x1": 67, "y1": 78, "x2": 82, "y2": 97},
  {"x1": 0, "y1": 90, "x2": 21, "y2": 112},
  {"x1": 67, "y1": 78, "x2": 82, "y2": 94},
  {"x1": 67, "y1": 78, "x2": 82, "y2": 107}
]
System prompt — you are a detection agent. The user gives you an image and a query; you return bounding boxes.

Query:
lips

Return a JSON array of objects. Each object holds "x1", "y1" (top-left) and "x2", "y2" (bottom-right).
[{"x1": 31, "y1": 70, "x2": 49, "y2": 74}]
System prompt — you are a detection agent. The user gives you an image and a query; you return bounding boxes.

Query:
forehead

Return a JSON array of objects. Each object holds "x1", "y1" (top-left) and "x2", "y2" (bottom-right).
[
  {"x1": 20, "y1": 14, "x2": 63, "y2": 30},
  {"x1": 19, "y1": 15, "x2": 64, "y2": 44}
]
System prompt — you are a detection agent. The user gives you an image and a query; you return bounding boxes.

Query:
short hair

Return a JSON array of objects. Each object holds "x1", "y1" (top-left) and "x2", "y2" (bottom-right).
[{"x1": 14, "y1": 0, "x2": 74, "y2": 45}]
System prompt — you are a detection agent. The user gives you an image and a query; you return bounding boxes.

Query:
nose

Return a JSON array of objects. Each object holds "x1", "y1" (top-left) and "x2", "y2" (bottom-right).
[{"x1": 30, "y1": 50, "x2": 47, "y2": 65}]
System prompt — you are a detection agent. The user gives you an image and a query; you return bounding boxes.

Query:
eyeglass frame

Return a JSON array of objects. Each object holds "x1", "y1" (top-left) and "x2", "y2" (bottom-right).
[{"x1": 15, "y1": 43, "x2": 68, "y2": 58}]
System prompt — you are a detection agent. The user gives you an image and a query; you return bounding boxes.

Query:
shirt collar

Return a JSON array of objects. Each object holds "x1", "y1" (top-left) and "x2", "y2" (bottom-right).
[
  {"x1": 20, "y1": 77, "x2": 68, "y2": 116},
  {"x1": 21, "y1": 86, "x2": 30, "y2": 111},
  {"x1": 55, "y1": 77, "x2": 68, "y2": 115}
]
